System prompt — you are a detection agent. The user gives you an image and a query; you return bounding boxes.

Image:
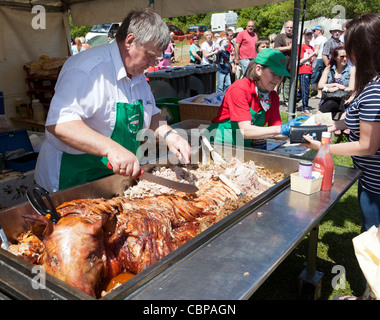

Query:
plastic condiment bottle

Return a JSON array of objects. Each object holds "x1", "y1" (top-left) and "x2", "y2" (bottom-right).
[
  {"x1": 32, "y1": 99, "x2": 45, "y2": 122},
  {"x1": 312, "y1": 131, "x2": 335, "y2": 191}
]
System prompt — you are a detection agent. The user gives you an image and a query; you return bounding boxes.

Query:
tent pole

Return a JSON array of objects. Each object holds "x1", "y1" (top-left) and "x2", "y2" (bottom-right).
[
  {"x1": 291, "y1": 0, "x2": 308, "y2": 119},
  {"x1": 287, "y1": 0, "x2": 301, "y2": 120},
  {"x1": 63, "y1": 11, "x2": 72, "y2": 56}
]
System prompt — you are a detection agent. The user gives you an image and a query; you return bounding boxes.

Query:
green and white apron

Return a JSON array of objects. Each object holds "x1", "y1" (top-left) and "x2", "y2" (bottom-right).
[
  {"x1": 206, "y1": 107, "x2": 265, "y2": 148},
  {"x1": 58, "y1": 100, "x2": 144, "y2": 190}
]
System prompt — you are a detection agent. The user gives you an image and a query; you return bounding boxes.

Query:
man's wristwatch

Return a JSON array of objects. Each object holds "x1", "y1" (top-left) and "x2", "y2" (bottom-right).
[{"x1": 163, "y1": 129, "x2": 178, "y2": 140}]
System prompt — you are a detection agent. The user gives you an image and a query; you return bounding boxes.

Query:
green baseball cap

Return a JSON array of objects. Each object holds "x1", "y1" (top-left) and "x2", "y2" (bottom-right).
[{"x1": 254, "y1": 48, "x2": 290, "y2": 78}]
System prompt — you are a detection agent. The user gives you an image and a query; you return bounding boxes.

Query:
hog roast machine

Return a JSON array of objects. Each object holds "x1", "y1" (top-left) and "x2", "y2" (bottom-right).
[{"x1": 0, "y1": 145, "x2": 360, "y2": 300}]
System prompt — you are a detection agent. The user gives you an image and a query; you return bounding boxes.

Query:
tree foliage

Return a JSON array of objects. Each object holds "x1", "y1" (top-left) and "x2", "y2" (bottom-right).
[
  {"x1": 233, "y1": 0, "x2": 379, "y2": 37},
  {"x1": 166, "y1": 13, "x2": 213, "y2": 32},
  {"x1": 307, "y1": 0, "x2": 380, "y2": 20},
  {"x1": 235, "y1": 2, "x2": 295, "y2": 37},
  {"x1": 167, "y1": 0, "x2": 379, "y2": 38},
  {"x1": 70, "y1": 25, "x2": 92, "y2": 39},
  {"x1": 69, "y1": 13, "x2": 92, "y2": 39}
]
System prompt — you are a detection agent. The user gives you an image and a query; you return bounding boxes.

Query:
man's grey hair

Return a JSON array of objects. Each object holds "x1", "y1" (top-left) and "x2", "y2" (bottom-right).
[{"x1": 116, "y1": 8, "x2": 169, "y2": 51}]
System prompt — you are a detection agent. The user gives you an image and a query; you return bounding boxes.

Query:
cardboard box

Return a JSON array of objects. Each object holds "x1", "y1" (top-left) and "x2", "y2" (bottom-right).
[
  {"x1": 290, "y1": 172, "x2": 322, "y2": 195},
  {"x1": 172, "y1": 119, "x2": 211, "y2": 147},
  {"x1": 179, "y1": 95, "x2": 221, "y2": 121}
]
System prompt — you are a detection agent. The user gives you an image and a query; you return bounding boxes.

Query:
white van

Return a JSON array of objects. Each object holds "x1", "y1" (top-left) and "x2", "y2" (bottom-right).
[
  {"x1": 85, "y1": 22, "x2": 121, "y2": 42},
  {"x1": 211, "y1": 11, "x2": 238, "y2": 33}
]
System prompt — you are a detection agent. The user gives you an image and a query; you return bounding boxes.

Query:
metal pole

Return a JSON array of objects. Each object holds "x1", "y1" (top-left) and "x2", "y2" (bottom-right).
[
  {"x1": 307, "y1": 226, "x2": 319, "y2": 277},
  {"x1": 298, "y1": 225, "x2": 324, "y2": 299},
  {"x1": 287, "y1": 0, "x2": 301, "y2": 120}
]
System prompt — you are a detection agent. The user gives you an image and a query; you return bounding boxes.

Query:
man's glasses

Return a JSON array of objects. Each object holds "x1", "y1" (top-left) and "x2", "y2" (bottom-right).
[{"x1": 140, "y1": 44, "x2": 161, "y2": 64}]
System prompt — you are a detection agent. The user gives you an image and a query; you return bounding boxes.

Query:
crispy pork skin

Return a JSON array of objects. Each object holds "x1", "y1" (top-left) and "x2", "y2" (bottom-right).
[{"x1": 23, "y1": 214, "x2": 110, "y2": 298}]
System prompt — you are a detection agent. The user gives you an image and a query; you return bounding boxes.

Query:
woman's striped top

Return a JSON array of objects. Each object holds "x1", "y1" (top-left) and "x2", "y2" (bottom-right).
[{"x1": 345, "y1": 76, "x2": 380, "y2": 194}]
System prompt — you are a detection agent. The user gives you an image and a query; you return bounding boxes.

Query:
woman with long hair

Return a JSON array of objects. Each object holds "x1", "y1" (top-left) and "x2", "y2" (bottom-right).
[
  {"x1": 201, "y1": 30, "x2": 218, "y2": 65},
  {"x1": 318, "y1": 45, "x2": 356, "y2": 117},
  {"x1": 72, "y1": 37, "x2": 85, "y2": 55},
  {"x1": 306, "y1": 13, "x2": 380, "y2": 300},
  {"x1": 189, "y1": 34, "x2": 202, "y2": 64},
  {"x1": 305, "y1": 13, "x2": 380, "y2": 233}
]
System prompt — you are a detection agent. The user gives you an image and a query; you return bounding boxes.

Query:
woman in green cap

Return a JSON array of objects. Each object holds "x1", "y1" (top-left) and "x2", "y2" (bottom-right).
[{"x1": 205, "y1": 48, "x2": 307, "y2": 148}]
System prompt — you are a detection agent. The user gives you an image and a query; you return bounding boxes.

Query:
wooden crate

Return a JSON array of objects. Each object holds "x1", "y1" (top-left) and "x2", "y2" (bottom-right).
[{"x1": 179, "y1": 95, "x2": 220, "y2": 121}]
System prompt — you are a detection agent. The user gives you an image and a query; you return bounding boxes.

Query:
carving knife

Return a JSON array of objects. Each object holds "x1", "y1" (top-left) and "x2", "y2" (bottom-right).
[
  {"x1": 107, "y1": 162, "x2": 198, "y2": 193},
  {"x1": 0, "y1": 224, "x2": 10, "y2": 250},
  {"x1": 201, "y1": 136, "x2": 226, "y2": 164}
]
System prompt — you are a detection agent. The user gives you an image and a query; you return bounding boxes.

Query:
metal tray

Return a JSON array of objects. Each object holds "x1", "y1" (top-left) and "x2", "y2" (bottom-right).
[{"x1": 0, "y1": 146, "x2": 300, "y2": 300}]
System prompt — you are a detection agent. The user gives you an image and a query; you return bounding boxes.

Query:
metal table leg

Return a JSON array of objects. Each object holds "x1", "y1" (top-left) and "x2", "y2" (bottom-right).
[{"x1": 298, "y1": 225, "x2": 324, "y2": 299}]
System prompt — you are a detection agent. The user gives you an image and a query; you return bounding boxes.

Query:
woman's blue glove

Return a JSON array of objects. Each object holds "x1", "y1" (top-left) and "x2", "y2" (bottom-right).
[{"x1": 280, "y1": 116, "x2": 309, "y2": 136}]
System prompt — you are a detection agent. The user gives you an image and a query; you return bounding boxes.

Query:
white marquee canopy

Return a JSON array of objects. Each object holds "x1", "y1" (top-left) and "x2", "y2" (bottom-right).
[{"x1": 0, "y1": 0, "x2": 286, "y2": 118}]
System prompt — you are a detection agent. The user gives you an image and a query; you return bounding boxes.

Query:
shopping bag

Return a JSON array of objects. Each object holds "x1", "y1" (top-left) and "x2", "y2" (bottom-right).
[
  {"x1": 352, "y1": 226, "x2": 380, "y2": 299},
  {"x1": 235, "y1": 65, "x2": 243, "y2": 80}
]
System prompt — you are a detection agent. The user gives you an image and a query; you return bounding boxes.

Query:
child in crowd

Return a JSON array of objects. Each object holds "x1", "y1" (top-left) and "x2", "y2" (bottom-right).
[
  {"x1": 244, "y1": 38, "x2": 270, "y2": 77},
  {"x1": 296, "y1": 29, "x2": 317, "y2": 115},
  {"x1": 225, "y1": 29, "x2": 236, "y2": 82},
  {"x1": 216, "y1": 39, "x2": 232, "y2": 92},
  {"x1": 255, "y1": 38, "x2": 270, "y2": 52}
]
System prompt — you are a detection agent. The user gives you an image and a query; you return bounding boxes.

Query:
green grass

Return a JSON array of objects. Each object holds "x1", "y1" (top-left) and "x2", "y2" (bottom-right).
[{"x1": 251, "y1": 114, "x2": 363, "y2": 300}]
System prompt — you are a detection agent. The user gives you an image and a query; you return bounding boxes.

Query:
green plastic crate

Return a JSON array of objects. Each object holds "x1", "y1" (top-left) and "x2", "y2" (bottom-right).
[{"x1": 155, "y1": 97, "x2": 182, "y2": 124}]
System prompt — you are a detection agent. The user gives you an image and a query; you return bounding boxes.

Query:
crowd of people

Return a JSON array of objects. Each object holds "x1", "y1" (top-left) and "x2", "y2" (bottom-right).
[
  {"x1": 71, "y1": 17, "x2": 353, "y2": 116},
  {"x1": 71, "y1": 16, "x2": 356, "y2": 118},
  {"x1": 183, "y1": 18, "x2": 357, "y2": 122}
]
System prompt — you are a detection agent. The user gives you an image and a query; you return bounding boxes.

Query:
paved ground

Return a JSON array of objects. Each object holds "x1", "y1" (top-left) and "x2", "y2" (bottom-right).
[{"x1": 278, "y1": 93, "x2": 321, "y2": 116}]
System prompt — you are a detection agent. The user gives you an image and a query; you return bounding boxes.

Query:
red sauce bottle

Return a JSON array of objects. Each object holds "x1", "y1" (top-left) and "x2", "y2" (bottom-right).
[{"x1": 312, "y1": 132, "x2": 335, "y2": 191}]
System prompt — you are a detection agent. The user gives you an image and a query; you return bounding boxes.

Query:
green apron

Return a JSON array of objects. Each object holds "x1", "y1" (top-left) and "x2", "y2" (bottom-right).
[
  {"x1": 206, "y1": 107, "x2": 265, "y2": 148},
  {"x1": 58, "y1": 101, "x2": 144, "y2": 190}
]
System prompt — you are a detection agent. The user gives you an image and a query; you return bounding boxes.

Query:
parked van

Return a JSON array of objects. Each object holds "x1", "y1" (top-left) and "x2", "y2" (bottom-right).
[
  {"x1": 85, "y1": 22, "x2": 121, "y2": 42},
  {"x1": 211, "y1": 11, "x2": 238, "y2": 33}
]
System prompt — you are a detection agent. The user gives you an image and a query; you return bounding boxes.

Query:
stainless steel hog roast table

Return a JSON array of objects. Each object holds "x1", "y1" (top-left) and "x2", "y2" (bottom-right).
[{"x1": 0, "y1": 146, "x2": 361, "y2": 300}]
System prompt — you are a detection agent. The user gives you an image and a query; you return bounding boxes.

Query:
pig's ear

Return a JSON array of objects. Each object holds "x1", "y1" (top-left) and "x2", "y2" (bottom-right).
[{"x1": 22, "y1": 214, "x2": 54, "y2": 238}]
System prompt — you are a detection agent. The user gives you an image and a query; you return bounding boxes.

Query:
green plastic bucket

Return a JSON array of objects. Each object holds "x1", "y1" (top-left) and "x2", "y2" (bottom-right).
[{"x1": 155, "y1": 97, "x2": 182, "y2": 124}]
